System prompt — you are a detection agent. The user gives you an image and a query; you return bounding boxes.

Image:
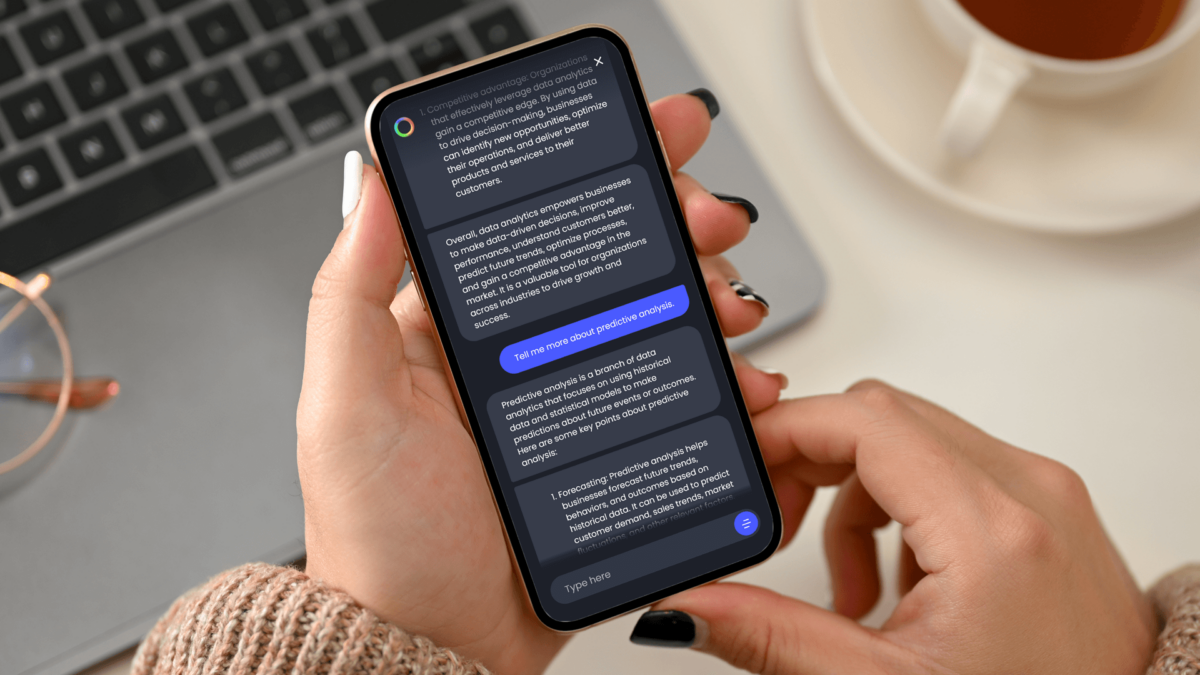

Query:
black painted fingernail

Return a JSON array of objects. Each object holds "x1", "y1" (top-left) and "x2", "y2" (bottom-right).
[
  {"x1": 687, "y1": 88, "x2": 720, "y2": 119},
  {"x1": 630, "y1": 610, "x2": 696, "y2": 647},
  {"x1": 711, "y1": 193, "x2": 759, "y2": 224},
  {"x1": 730, "y1": 280, "x2": 770, "y2": 314}
]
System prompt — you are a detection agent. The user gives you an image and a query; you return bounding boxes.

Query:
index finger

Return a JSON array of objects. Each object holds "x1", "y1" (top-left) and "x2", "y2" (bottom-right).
[{"x1": 752, "y1": 389, "x2": 993, "y2": 550}]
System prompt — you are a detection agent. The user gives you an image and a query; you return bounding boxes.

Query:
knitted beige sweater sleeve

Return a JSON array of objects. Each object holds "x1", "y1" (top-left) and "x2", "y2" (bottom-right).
[
  {"x1": 130, "y1": 563, "x2": 489, "y2": 675},
  {"x1": 133, "y1": 562, "x2": 1200, "y2": 675},
  {"x1": 1147, "y1": 565, "x2": 1200, "y2": 675}
]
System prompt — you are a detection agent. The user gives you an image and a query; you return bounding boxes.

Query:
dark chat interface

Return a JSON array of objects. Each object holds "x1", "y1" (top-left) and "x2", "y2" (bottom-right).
[{"x1": 378, "y1": 35, "x2": 774, "y2": 624}]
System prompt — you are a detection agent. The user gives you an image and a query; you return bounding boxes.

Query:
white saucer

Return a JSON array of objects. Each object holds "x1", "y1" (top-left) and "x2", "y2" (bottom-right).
[{"x1": 801, "y1": 0, "x2": 1200, "y2": 233}]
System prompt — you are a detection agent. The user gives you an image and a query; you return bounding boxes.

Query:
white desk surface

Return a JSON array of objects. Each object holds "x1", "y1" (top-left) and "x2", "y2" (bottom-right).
[{"x1": 83, "y1": 1, "x2": 1200, "y2": 673}]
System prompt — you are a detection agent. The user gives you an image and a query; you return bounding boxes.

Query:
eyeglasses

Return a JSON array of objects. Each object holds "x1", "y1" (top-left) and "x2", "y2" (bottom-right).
[{"x1": 0, "y1": 271, "x2": 119, "y2": 477}]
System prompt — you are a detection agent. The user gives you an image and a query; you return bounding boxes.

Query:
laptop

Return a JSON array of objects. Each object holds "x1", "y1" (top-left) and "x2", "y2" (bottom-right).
[{"x1": 0, "y1": 0, "x2": 825, "y2": 673}]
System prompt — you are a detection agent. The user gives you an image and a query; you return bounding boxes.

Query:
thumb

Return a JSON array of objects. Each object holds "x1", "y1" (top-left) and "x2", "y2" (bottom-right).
[
  {"x1": 299, "y1": 152, "x2": 409, "y2": 441},
  {"x1": 326, "y1": 150, "x2": 407, "y2": 309},
  {"x1": 631, "y1": 583, "x2": 907, "y2": 675}
]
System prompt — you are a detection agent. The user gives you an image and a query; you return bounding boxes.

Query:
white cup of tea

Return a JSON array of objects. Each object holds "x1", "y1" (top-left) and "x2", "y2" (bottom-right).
[{"x1": 918, "y1": 0, "x2": 1200, "y2": 157}]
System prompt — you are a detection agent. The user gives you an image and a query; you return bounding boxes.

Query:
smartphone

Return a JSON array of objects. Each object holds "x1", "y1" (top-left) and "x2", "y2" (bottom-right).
[{"x1": 365, "y1": 24, "x2": 780, "y2": 631}]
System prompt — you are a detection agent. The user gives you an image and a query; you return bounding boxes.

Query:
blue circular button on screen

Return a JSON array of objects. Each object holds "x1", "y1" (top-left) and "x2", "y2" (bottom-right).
[{"x1": 734, "y1": 511, "x2": 759, "y2": 536}]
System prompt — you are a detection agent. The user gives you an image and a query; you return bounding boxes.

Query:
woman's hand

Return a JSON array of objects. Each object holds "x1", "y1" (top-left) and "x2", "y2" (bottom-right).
[
  {"x1": 296, "y1": 92, "x2": 785, "y2": 674},
  {"x1": 646, "y1": 380, "x2": 1157, "y2": 675}
]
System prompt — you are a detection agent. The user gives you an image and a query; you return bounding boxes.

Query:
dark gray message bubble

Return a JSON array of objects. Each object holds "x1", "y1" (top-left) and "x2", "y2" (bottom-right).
[
  {"x1": 389, "y1": 38, "x2": 637, "y2": 229},
  {"x1": 429, "y1": 164, "x2": 675, "y2": 341},
  {"x1": 487, "y1": 326, "x2": 719, "y2": 482},
  {"x1": 547, "y1": 513, "x2": 741, "y2": 613},
  {"x1": 515, "y1": 416, "x2": 750, "y2": 564}
]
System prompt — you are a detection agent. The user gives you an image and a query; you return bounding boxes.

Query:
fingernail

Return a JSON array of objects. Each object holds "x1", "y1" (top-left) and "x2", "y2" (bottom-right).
[
  {"x1": 711, "y1": 193, "x2": 759, "y2": 224},
  {"x1": 687, "y1": 88, "x2": 720, "y2": 119},
  {"x1": 730, "y1": 280, "x2": 770, "y2": 315},
  {"x1": 760, "y1": 367, "x2": 789, "y2": 390},
  {"x1": 630, "y1": 610, "x2": 703, "y2": 648},
  {"x1": 341, "y1": 150, "x2": 364, "y2": 227}
]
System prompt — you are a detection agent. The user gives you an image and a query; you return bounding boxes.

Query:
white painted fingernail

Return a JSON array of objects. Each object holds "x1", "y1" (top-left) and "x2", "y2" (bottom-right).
[{"x1": 341, "y1": 150, "x2": 364, "y2": 225}]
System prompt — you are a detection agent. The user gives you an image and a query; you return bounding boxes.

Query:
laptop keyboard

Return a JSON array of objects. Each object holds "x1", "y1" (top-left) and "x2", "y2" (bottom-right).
[{"x1": 0, "y1": 0, "x2": 531, "y2": 276}]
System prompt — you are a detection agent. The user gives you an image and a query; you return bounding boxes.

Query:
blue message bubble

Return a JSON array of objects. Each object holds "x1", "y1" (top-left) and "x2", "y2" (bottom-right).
[{"x1": 500, "y1": 286, "x2": 689, "y2": 374}]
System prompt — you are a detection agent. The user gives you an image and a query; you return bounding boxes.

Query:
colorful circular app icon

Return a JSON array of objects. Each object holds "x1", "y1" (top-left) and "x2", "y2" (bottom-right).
[
  {"x1": 394, "y1": 117, "x2": 414, "y2": 137},
  {"x1": 734, "y1": 511, "x2": 758, "y2": 536}
]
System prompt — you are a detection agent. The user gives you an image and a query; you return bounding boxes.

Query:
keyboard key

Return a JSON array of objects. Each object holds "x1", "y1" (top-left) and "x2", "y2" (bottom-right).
[
  {"x1": 212, "y1": 113, "x2": 292, "y2": 177},
  {"x1": 83, "y1": 0, "x2": 145, "y2": 39},
  {"x1": 410, "y1": 34, "x2": 466, "y2": 76},
  {"x1": 0, "y1": 37, "x2": 22, "y2": 86},
  {"x1": 246, "y1": 42, "x2": 306, "y2": 95},
  {"x1": 59, "y1": 121, "x2": 124, "y2": 178},
  {"x1": 1, "y1": 83, "x2": 66, "y2": 139},
  {"x1": 0, "y1": 148, "x2": 216, "y2": 276},
  {"x1": 63, "y1": 56, "x2": 128, "y2": 111},
  {"x1": 0, "y1": 0, "x2": 28, "y2": 21},
  {"x1": 184, "y1": 69, "x2": 246, "y2": 122},
  {"x1": 306, "y1": 17, "x2": 365, "y2": 68},
  {"x1": 367, "y1": 0, "x2": 463, "y2": 41},
  {"x1": 126, "y1": 30, "x2": 188, "y2": 84},
  {"x1": 187, "y1": 4, "x2": 248, "y2": 57},
  {"x1": 248, "y1": 0, "x2": 307, "y2": 30},
  {"x1": 471, "y1": 7, "x2": 530, "y2": 54},
  {"x1": 351, "y1": 60, "x2": 403, "y2": 105},
  {"x1": 122, "y1": 94, "x2": 185, "y2": 148},
  {"x1": 154, "y1": 0, "x2": 198, "y2": 11},
  {"x1": 289, "y1": 86, "x2": 349, "y2": 142},
  {"x1": 0, "y1": 147, "x2": 62, "y2": 207},
  {"x1": 20, "y1": 11, "x2": 84, "y2": 65}
]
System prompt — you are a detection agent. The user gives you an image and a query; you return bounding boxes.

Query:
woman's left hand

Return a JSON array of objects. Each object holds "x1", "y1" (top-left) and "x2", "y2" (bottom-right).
[{"x1": 297, "y1": 92, "x2": 784, "y2": 674}]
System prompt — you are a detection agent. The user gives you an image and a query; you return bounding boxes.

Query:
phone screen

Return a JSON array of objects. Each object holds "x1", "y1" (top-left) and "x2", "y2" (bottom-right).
[{"x1": 369, "y1": 27, "x2": 779, "y2": 630}]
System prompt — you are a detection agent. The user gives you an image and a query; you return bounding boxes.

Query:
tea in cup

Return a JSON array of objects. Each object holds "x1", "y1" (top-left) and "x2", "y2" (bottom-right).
[{"x1": 918, "y1": 0, "x2": 1200, "y2": 156}]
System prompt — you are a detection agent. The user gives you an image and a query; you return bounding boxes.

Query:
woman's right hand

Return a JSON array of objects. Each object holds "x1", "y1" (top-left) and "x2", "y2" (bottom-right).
[{"x1": 649, "y1": 380, "x2": 1158, "y2": 675}]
